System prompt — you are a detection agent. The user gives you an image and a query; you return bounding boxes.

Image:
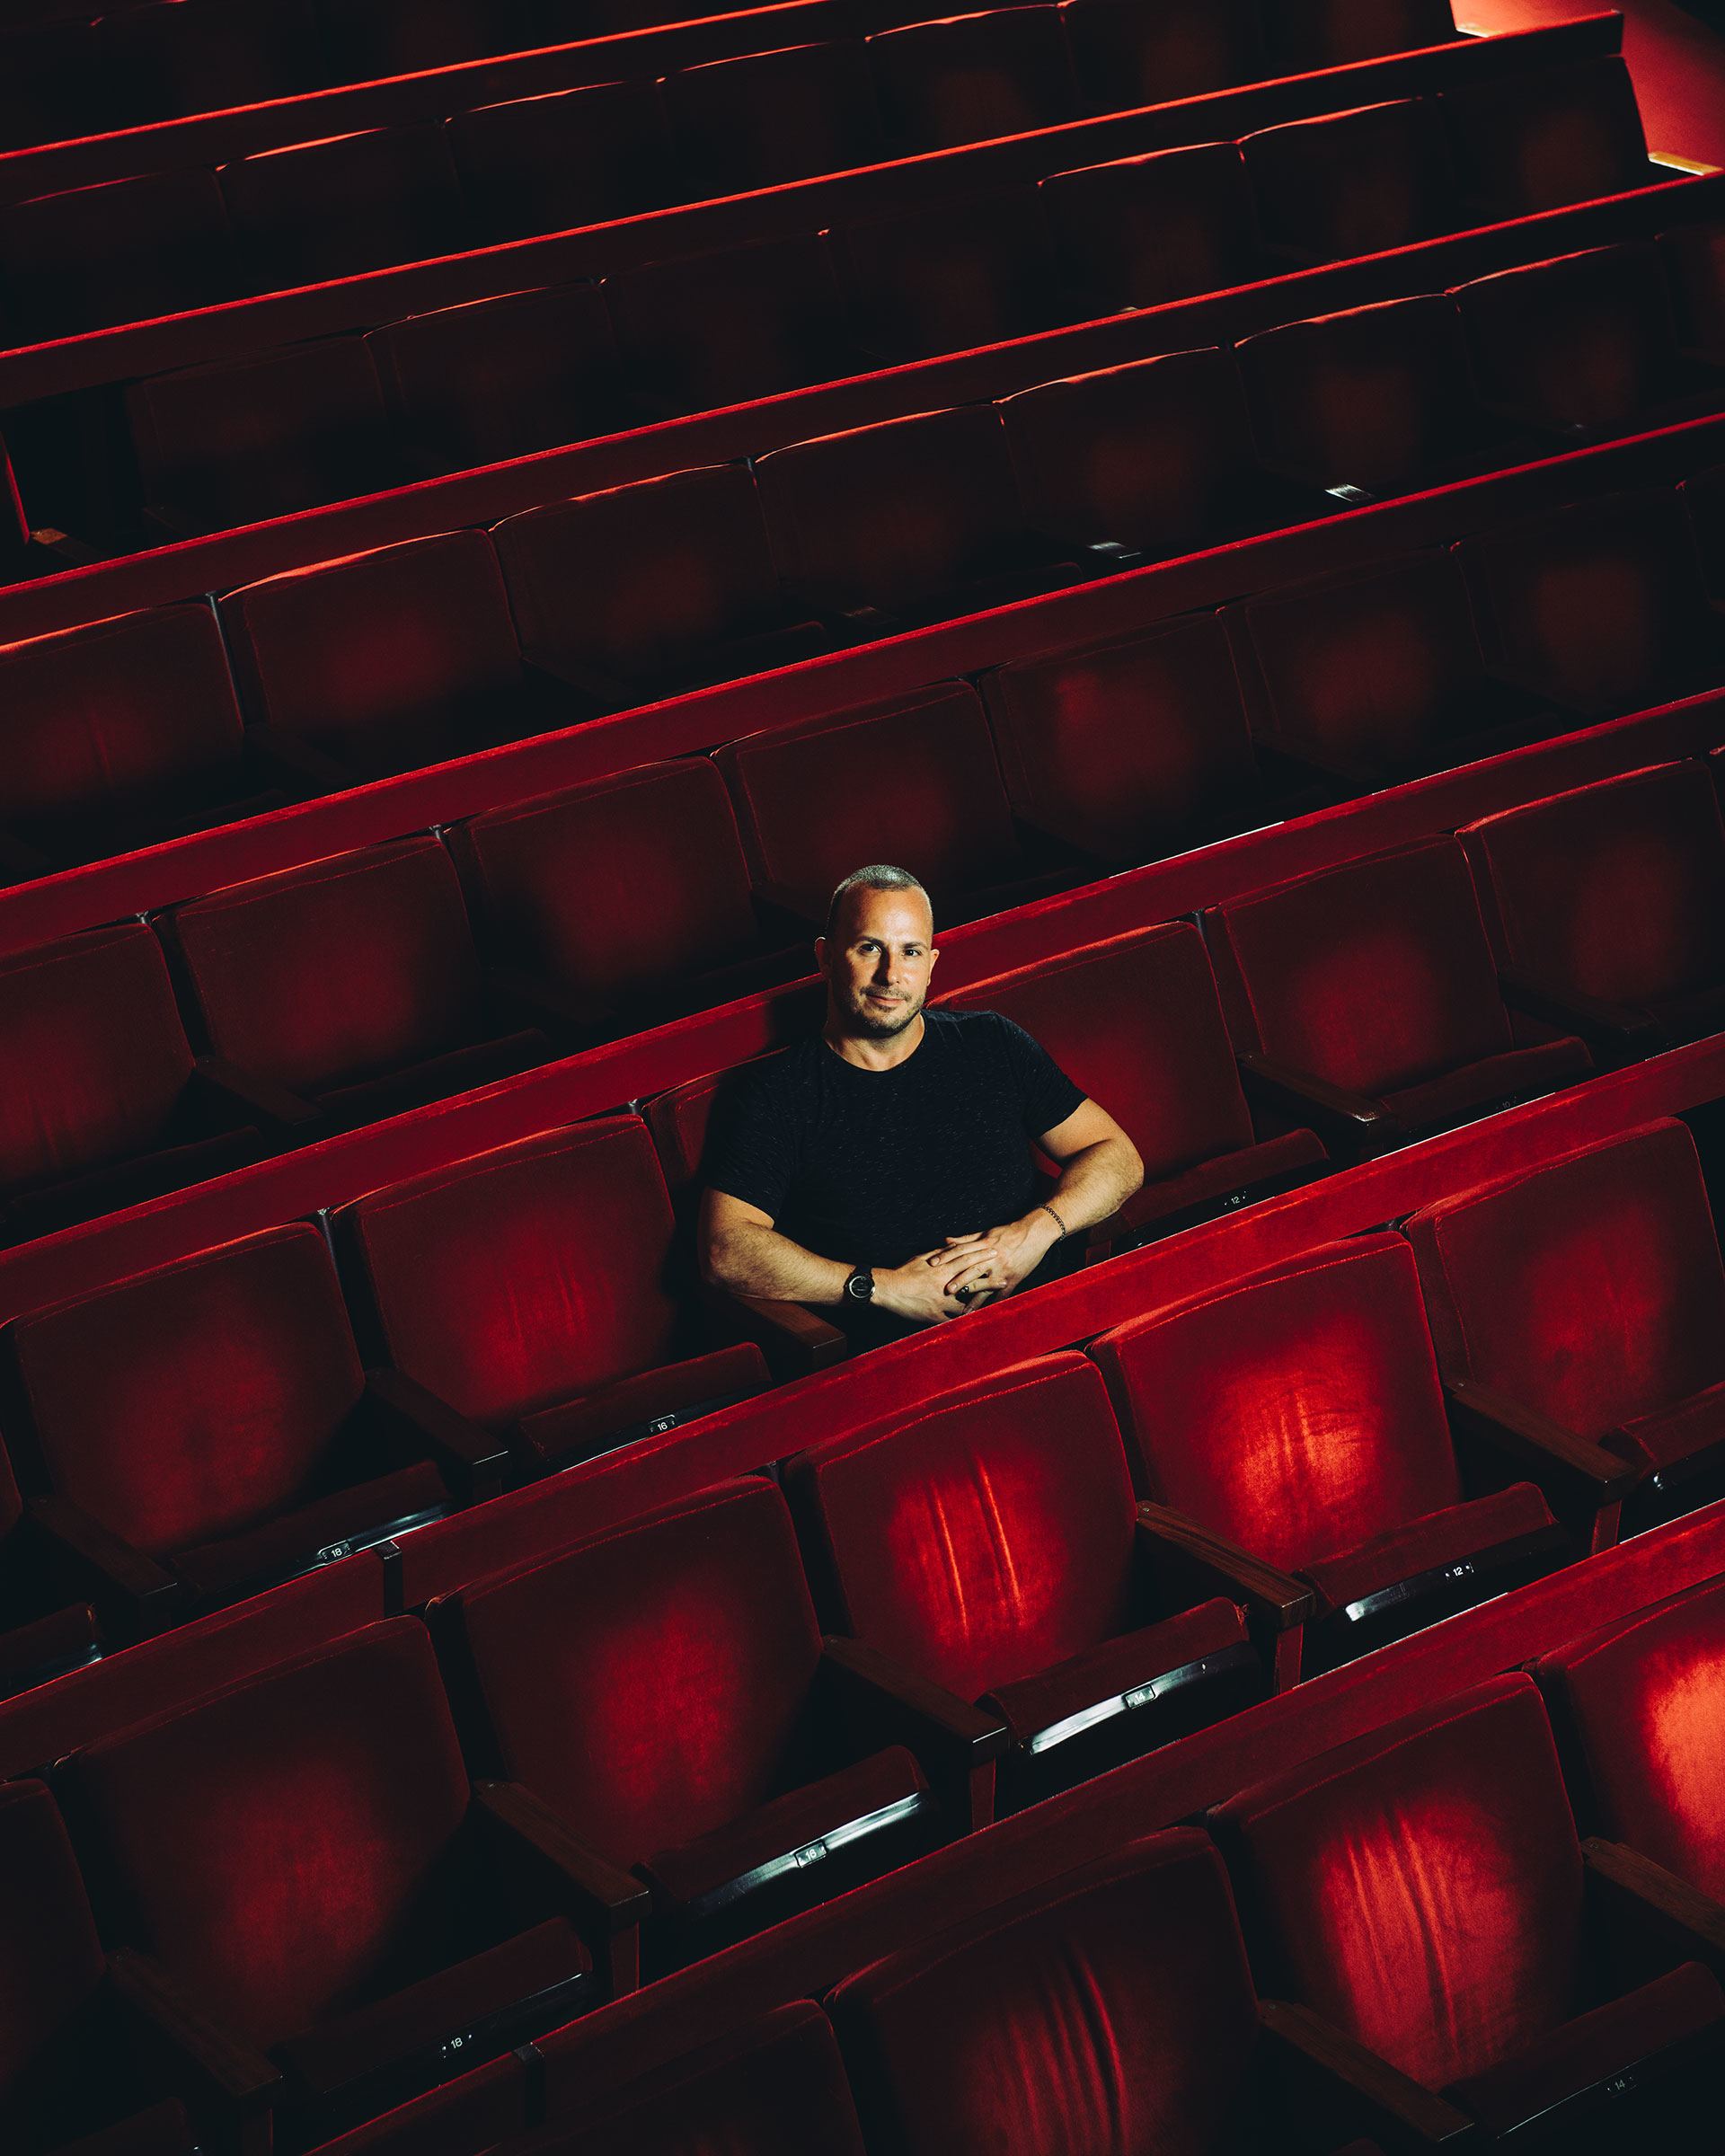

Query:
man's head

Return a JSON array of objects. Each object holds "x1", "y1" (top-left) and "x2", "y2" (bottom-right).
[{"x1": 818, "y1": 865, "x2": 937, "y2": 1039}]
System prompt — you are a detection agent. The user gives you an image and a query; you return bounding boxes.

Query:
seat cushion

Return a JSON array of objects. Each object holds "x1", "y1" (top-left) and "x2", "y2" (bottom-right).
[
  {"x1": 1609, "y1": 1380, "x2": 1725, "y2": 1477},
  {"x1": 2, "y1": 1127, "x2": 264, "y2": 1241},
  {"x1": 1378, "y1": 1037, "x2": 1589, "y2": 1131},
  {"x1": 0, "y1": 1599, "x2": 102, "y2": 1696},
  {"x1": 980, "y1": 1595, "x2": 1249, "y2": 1748},
  {"x1": 314, "y1": 1029, "x2": 549, "y2": 1124},
  {"x1": 171, "y1": 1462, "x2": 450, "y2": 1600},
  {"x1": 53, "y1": 2100, "x2": 194, "y2": 2156},
  {"x1": 641, "y1": 1745, "x2": 927, "y2": 1915},
  {"x1": 274, "y1": 1917, "x2": 590, "y2": 2101},
  {"x1": 1119, "y1": 1127, "x2": 1327, "y2": 1235},
  {"x1": 1299, "y1": 1482, "x2": 1556, "y2": 1621},
  {"x1": 1443, "y1": 1961, "x2": 1724, "y2": 2134},
  {"x1": 516, "y1": 1343, "x2": 769, "y2": 1467}
]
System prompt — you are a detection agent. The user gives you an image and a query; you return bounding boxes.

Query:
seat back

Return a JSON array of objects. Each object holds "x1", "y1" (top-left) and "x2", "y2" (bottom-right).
[
  {"x1": 1059, "y1": 0, "x2": 1265, "y2": 107},
  {"x1": 0, "y1": 1780, "x2": 106, "y2": 2119},
  {"x1": 665, "y1": 41, "x2": 885, "y2": 190},
  {"x1": 1264, "y1": 0, "x2": 1455, "y2": 68},
  {"x1": 2, "y1": 1224, "x2": 365, "y2": 1559},
  {"x1": 609, "y1": 234, "x2": 852, "y2": 410},
  {"x1": 447, "y1": 79, "x2": 672, "y2": 241},
  {"x1": 836, "y1": 190, "x2": 1058, "y2": 358},
  {"x1": 219, "y1": 125, "x2": 467, "y2": 287},
  {"x1": 336, "y1": 1118, "x2": 682, "y2": 1426},
  {"x1": 1439, "y1": 56, "x2": 1650, "y2": 215},
  {"x1": 1039, "y1": 142, "x2": 1260, "y2": 310},
  {"x1": 865, "y1": 9, "x2": 1075, "y2": 152},
  {"x1": 1402, "y1": 1118, "x2": 1725, "y2": 1439},
  {"x1": 646, "y1": 1056, "x2": 785, "y2": 1202},
  {"x1": 0, "y1": 167, "x2": 232, "y2": 341},
  {"x1": 1242, "y1": 99, "x2": 1457, "y2": 261},
  {"x1": 1091, "y1": 1234, "x2": 1463, "y2": 1571}
]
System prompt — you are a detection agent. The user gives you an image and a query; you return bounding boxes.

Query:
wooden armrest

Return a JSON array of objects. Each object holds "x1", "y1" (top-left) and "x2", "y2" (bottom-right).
[
  {"x1": 189, "y1": 1056, "x2": 323, "y2": 1135},
  {"x1": 1135, "y1": 1503, "x2": 1311, "y2": 1630},
  {"x1": 1584, "y1": 1837, "x2": 1725, "y2": 1972},
  {"x1": 1259, "y1": 2000, "x2": 1475, "y2": 2147},
  {"x1": 703, "y1": 1285, "x2": 848, "y2": 1376},
  {"x1": 109, "y1": 1948, "x2": 281, "y2": 2116},
  {"x1": 473, "y1": 1780, "x2": 650, "y2": 1937},
  {"x1": 1237, "y1": 1053, "x2": 1402, "y2": 1147},
  {"x1": 363, "y1": 1369, "x2": 511, "y2": 1501},
  {"x1": 27, "y1": 1497, "x2": 183, "y2": 1627},
  {"x1": 818, "y1": 1635, "x2": 1009, "y2": 1768},
  {"x1": 1497, "y1": 967, "x2": 1662, "y2": 1049},
  {"x1": 1446, "y1": 1379, "x2": 1639, "y2": 1505}
]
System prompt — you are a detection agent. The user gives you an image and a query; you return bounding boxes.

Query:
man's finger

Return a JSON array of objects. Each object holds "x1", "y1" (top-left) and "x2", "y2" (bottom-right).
[
  {"x1": 926, "y1": 1241, "x2": 997, "y2": 1274},
  {"x1": 944, "y1": 1254, "x2": 1003, "y2": 1296}
]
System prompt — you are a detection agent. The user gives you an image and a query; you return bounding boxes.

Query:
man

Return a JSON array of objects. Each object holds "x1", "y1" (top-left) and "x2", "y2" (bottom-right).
[{"x1": 699, "y1": 863, "x2": 1145, "y2": 1348}]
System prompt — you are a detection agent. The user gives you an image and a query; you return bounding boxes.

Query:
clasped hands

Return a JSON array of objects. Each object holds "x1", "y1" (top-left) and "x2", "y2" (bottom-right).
[{"x1": 871, "y1": 1212, "x2": 1063, "y2": 1326}]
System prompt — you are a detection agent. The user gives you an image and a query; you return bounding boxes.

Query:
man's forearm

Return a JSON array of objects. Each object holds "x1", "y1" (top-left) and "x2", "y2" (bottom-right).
[
  {"x1": 703, "y1": 1221, "x2": 854, "y2": 1305},
  {"x1": 1036, "y1": 1135, "x2": 1145, "y2": 1238}
]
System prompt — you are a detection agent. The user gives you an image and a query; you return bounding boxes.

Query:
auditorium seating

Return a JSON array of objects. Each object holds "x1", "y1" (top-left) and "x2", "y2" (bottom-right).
[
  {"x1": 1241, "y1": 97, "x2": 1459, "y2": 261},
  {"x1": 445, "y1": 79, "x2": 676, "y2": 243},
  {"x1": 1440, "y1": 55, "x2": 1653, "y2": 216},
  {"x1": 1039, "y1": 142, "x2": 1267, "y2": 312},
  {"x1": 834, "y1": 191, "x2": 1066, "y2": 361},
  {"x1": 663, "y1": 42, "x2": 887, "y2": 192},
  {"x1": 219, "y1": 128, "x2": 472, "y2": 294},
  {"x1": 864, "y1": 11, "x2": 1079, "y2": 153},
  {"x1": 0, "y1": 171, "x2": 234, "y2": 346}
]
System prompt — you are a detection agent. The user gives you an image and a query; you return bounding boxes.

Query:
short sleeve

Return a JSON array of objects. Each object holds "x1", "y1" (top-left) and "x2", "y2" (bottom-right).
[
  {"x1": 700, "y1": 1060, "x2": 800, "y2": 1220},
  {"x1": 991, "y1": 1014, "x2": 1088, "y2": 1136}
]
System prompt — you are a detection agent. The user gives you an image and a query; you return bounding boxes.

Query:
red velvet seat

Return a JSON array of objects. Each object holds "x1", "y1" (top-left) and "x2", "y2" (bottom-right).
[
  {"x1": 0, "y1": 924, "x2": 262, "y2": 1246},
  {"x1": 1200, "y1": 835, "x2": 1592, "y2": 1154},
  {"x1": 1439, "y1": 55, "x2": 1653, "y2": 216},
  {"x1": 1661, "y1": 218, "x2": 1725, "y2": 367},
  {"x1": 445, "y1": 80, "x2": 674, "y2": 243},
  {"x1": 1242, "y1": 99, "x2": 1459, "y2": 262},
  {"x1": 1212, "y1": 1674, "x2": 1725, "y2": 2143},
  {"x1": 219, "y1": 126, "x2": 470, "y2": 291},
  {"x1": 0, "y1": 1223, "x2": 488, "y2": 1614},
  {"x1": 715, "y1": 682, "x2": 1072, "y2": 928},
  {"x1": 786, "y1": 1356, "x2": 1257, "y2": 1803},
  {"x1": 0, "y1": 20, "x2": 110, "y2": 152},
  {"x1": 161, "y1": 836, "x2": 550, "y2": 1130},
  {"x1": 664, "y1": 41, "x2": 886, "y2": 190},
  {"x1": 99, "y1": 0, "x2": 324, "y2": 128},
  {"x1": 1058, "y1": 0, "x2": 1266, "y2": 110},
  {"x1": 608, "y1": 235, "x2": 862, "y2": 412},
  {"x1": 1263, "y1": 0, "x2": 1456, "y2": 69},
  {"x1": 0, "y1": 1435, "x2": 102, "y2": 1702},
  {"x1": 440, "y1": 1480, "x2": 938, "y2": 1955},
  {"x1": 0, "y1": 170, "x2": 233, "y2": 342},
  {"x1": 367, "y1": 283, "x2": 626, "y2": 475},
  {"x1": 447, "y1": 760, "x2": 801, "y2": 1036},
  {"x1": 1000, "y1": 347, "x2": 1316, "y2": 563},
  {"x1": 865, "y1": 9, "x2": 1076, "y2": 151},
  {"x1": 938, "y1": 925, "x2": 1325, "y2": 1246},
  {"x1": 1404, "y1": 1118, "x2": 1725, "y2": 1528},
  {"x1": 835, "y1": 190, "x2": 1066, "y2": 360},
  {"x1": 317, "y1": 0, "x2": 527, "y2": 79},
  {"x1": 1459, "y1": 761, "x2": 1725, "y2": 1056},
  {"x1": 219, "y1": 530, "x2": 546, "y2": 782},
  {"x1": 0, "y1": 603, "x2": 286, "y2": 870},
  {"x1": 125, "y1": 338, "x2": 400, "y2": 535},
  {"x1": 56, "y1": 1621, "x2": 597, "y2": 2141},
  {"x1": 1092, "y1": 1233, "x2": 1567, "y2": 1681},
  {"x1": 1039, "y1": 143, "x2": 1264, "y2": 313},
  {"x1": 1457, "y1": 487, "x2": 1725, "y2": 717},
  {"x1": 493, "y1": 464, "x2": 831, "y2": 707},
  {"x1": 335, "y1": 1118, "x2": 769, "y2": 1471}
]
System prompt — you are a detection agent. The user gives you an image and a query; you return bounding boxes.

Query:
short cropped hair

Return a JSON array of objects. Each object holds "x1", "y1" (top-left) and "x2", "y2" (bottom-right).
[{"x1": 824, "y1": 863, "x2": 933, "y2": 942}]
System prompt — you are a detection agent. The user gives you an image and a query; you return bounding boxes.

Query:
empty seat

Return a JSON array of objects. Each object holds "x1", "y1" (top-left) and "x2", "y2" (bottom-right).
[
  {"x1": 336, "y1": 1118, "x2": 768, "y2": 1471},
  {"x1": 125, "y1": 338, "x2": 400, "y2": 534},
  {"x1": 1212, "y1": 1675, "x2": 1725, "y2": 2143},
  {"x1": 1001, "y1": 347, "x2": 1313, "y2": 561},
  {"x1": 866, "y1": 9, "x2": 1076, "y2": 151},
  {"x1": 447, "y1": 760, "x2": 801, "y2": 1035},
  {"x1": 0, "y1": 1224, "x2": 480, "y2": 1613},
  {"x1": 1404, "y1": 1118, "x2": 1725, "y2": 1527},
  {"x1": 1440, "y1": 56, "x2": 1652, "y2": 216},
  {"x1": 715, "y1": 682, "x2": 1068, "y2": 928},
  {"x1": 938, "y1": 924, "x2": 1325, "y2": 1244},
  {"x1": 1458, "y1": 488, "x2": 1725, "y2": 717},
  {"x1": 447, "y1": 80, "x2": 674, "y2": 243},
  {"x1": 0, "y1": 20, "x2": 111, "y2": 153},
  {"x1": 0, "y1": 168, "x2": 233, "y2": 343},
  {"x1": 219, "y1": 530, "x2": 545, "y2": 781},
  {"x1": 1201, "y1": 835, "x2": 1592, "y2": 1153},
  {"x1": 317, "y1": 0, "x2": 528, "y2": 79},
  {"x1": 1242, "y1": 99, "x2": 1459, "y2": 262},
  {"x1": 1682, "y1": 457, "x2": 1725, "y2": 598},
  {"x1": 608, "y1": 235, "x2": 862, "y2": 412},
  {"x1": 56, "y1": 1621, "x2": 596, "y2": 2142},
  {"x1": 440, "y1": 1479, "x2": 938, "y2": 1952},
  {"x1": 0, "y1": 924, "x2": 261, "y2": 1245},
  {"x1": 1262, "y1": 0, "x2": 1456, "y2": 69},
  {"x1": 494, "y1": 464, "x2": 830, "y2": 705},
  {"x1": 100, "y1": 0, "x2": 326, "y2": 128},
  {"x1": 835, "y1": 190, "x2": 1065, "y2": 361},
  {"x1": 1059, "y1": 0, "x2": 1266, "y2": 110},
  {"x1": 665, "y1": 41, "x2": 886, "y2": 190},
  {"x1": 162, "y1": 837, "x2": 550, "y2": 1129},
  {"x1": 219, "y1": 126, "x2": 469, "y2": 291},
  {"x1": 1092, "y1": 1234, "x2": 1568, "y2": 1682},
  {"x1": 1458, "y1": 761, "x2": 1725, "y2": 1054},
  {"x1": 786, "y1": 1355, "x2": 1256, "y2": 1802},
  {"x1": 1039, "y1": 143, "x2": 1263, "y2": 313}
]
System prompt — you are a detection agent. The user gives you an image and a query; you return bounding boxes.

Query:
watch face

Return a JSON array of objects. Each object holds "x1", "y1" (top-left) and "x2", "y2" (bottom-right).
[{"x1": 847, "y1": 1268, "x2": 873, "y2": 1302}]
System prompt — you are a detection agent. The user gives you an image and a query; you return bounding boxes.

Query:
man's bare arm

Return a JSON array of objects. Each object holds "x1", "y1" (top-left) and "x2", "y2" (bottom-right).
[
  {"x1": 700, "y1": 1189, "x2": 998, "y2": 1326},
  {"x1": 942, "y1": 1100, "x2": 1145, "y2": 1299}
]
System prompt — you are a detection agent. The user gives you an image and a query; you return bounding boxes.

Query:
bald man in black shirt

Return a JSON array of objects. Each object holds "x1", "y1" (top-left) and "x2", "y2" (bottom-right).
[{"x1": 700, "y1": 864, "x2": 1145, "y2": 1348}]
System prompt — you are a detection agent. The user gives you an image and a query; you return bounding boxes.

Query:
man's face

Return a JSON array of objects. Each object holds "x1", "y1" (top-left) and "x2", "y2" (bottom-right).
[{"x1": 819, "y1": 886, "x2": 938, "y2": 1038}]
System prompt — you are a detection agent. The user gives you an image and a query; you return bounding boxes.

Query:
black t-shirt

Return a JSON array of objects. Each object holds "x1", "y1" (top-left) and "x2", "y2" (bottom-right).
[{"x1": 701, "y1": 1008, "x2": 1088, "y2": 1271}]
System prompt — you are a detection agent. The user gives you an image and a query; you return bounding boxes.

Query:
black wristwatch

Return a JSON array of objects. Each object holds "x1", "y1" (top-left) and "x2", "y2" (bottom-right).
[{"x1": 844, "y1": 1266, "x2": 875, "y2": 1304}]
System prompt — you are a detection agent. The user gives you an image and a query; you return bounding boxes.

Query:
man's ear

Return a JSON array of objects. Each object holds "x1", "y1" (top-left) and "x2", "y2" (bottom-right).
[
  {"x1": 814, "y1": 935, "x2": 827, "y2": 974},
  {"x1": 927, "y1": 942, "x2": 941, "y2": 974}
]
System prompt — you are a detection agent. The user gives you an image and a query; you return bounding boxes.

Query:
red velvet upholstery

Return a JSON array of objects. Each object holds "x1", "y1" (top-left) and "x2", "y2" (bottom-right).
[
  {"x1": 1264, "y1": 0, "x2": 1456, "y2": 67},
  {"x1": 980, "y1": 613, "x2": 1273, "y2": 863},
  {"x1": 937, "y1": 925, "x2": 1324, "y2": 1234},
  {"x1": 1202, "y1": 835, "x2": 1590, "y2": 1135},
  {"x1": 828, "y1": 1831, "x2": 1265, "y2": 2155},
  {"x1": 1459, "y1": 761, "x2": 1725, "y2": 1043},
  {"x1": 1404, "y1": 1118, "x2": 1725, "y2": 1487},
  {"x1": 367, "y1": 285, "x2": 624, "y2": 474},
  {"x1": 100, "y1": 0, "x2": 321, "y2": 127},
  {"x1": 664, "y1": 42, "x2": 886, "y2": 190},
  {"x1": 646, "y1": 1064, "x2": 768, "y2": 1200},
  {"x1": 835, "y1": 191, "x2": 1063, "y2": 360},
  {"x1": 163, "y1": 835, "x2": 545, "y2": 1119},
  {"x1": 446, "y1": 79, "x2": 672, "y2": 243},
  {"x1": 1439, "y1": 56, "x2": 1652, "y2": 215},
  {"x1": 1039, "y1": 143, "x2": 1262, "y2": 312},
  {"x1": 1537, "y1": 1576, "x2": 1725, "y2": 1899},
  {"x1": 714, "y1": 684, "x2": 1048, "y2": 926},
  {"x1": 1058, "y1": 0, "x2": 1265, "y2": 109},
  {"x1": 0, "y1": 169, "x2": 231, "y2": 341},
  {"x1": 335, "y1": 1119, "x2": 767, "y2": 1462},
  {"x1": 1242, "y1": 100, "x2": 1459, "y2": 262},
  {"x1": 125, "y1": 338, "x2": 398, "y2": 532},
  {"x1": 1236, "y1": 295, "x2": 1485, "y2": 497},
  {"x1": 319, "y1": 0, "x2": 520, "y2": 79},
  {"x1": 1091, "y1": 1233, "x2": 1557, "y2": 1613},
  {"x1": 1000, "y1": 347, "x2": 1288, "y2": 558},
  {"x1": 219, "y1": 127, "x2": 468, "y2": 288},
  {"x1": 864, "y1": 9, "x2": 1076, "y2": 152}
]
